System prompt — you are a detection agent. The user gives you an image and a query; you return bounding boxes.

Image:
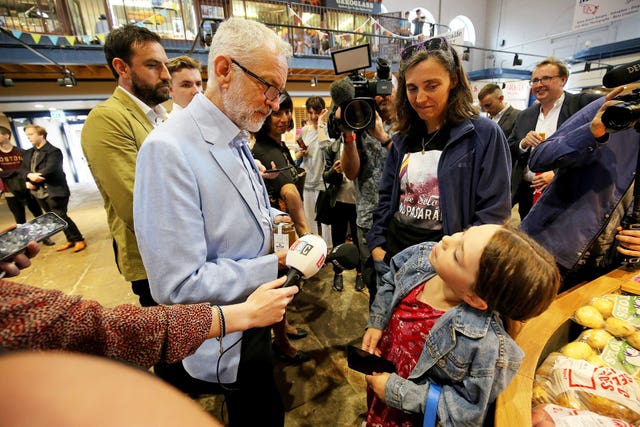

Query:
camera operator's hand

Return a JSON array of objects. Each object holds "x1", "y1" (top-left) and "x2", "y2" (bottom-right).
[
  {"x1": 590, "y1": 86, "x2": 626, "y2": 138},
  {"x1": 615, "y1": 226, "x2": 640, "y2": 258},
  {"x1": 366, "y1": 111, "x2": 391, "y2": 145}
]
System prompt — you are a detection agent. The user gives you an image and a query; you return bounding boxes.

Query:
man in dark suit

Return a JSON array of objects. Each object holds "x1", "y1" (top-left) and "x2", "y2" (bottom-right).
[
  {"x1": 477, "y1": 83, "x2": 521, "y2": 139},
  {"x1": 508, "y1": 57, "x2": 600, "y2": 220},
  {"x1": 22, "y1": 124, "x2": 86, "y2": 252}
]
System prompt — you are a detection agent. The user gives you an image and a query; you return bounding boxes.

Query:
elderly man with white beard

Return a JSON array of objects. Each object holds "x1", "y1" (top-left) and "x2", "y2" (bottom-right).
[{"x1": 134, "y1": 18, "x2": 295, "y2": 427}]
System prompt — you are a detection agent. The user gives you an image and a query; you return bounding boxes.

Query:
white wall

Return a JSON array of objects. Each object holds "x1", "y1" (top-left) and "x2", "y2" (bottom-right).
[{"x1": 383, "y1": 0, "x2": 640, "y2": 77}]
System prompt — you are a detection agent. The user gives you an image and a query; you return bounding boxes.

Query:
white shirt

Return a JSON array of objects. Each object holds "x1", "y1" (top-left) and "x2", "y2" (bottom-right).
[
  {"x1": 118, "y1": 85, "x2": 168, "y2": 127},
  {"x1": 519, "y1": 93, "x2": 566, "y2": 181},
  {"x1": 490, "y1": 103, "x2": 510, "y2": 123}
]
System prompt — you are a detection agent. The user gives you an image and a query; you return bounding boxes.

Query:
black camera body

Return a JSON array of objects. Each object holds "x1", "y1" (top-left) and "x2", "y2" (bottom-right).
[
  {"x1": 328, "y1": 58, "x2": 393, "y2": 139},
  {"x1": 601, "y1": 87, "x2": 640, "y2": 132}
]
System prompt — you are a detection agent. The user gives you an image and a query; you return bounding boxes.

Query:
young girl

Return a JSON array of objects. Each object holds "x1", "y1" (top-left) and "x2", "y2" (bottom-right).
[{"x1": 362, "y1": 224, "x2": 560, "y2": 426}]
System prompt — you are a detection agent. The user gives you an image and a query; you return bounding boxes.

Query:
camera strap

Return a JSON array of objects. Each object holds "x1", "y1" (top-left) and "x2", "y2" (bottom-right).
[{"x1": 423, "y1": 383, "x2": 441, "y2": 427}]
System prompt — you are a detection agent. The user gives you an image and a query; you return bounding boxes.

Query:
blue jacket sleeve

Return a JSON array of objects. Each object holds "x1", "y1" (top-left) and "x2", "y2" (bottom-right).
[
  {"x1": 470, "y1": 121, "x2": 512, "y2": 227},
  {"x1": 528, "y1": 98, "x2": 606, "y2": 171}
]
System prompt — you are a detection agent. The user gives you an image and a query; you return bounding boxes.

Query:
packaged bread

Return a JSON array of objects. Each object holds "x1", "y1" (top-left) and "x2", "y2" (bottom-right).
[
  {"x1": 532, "y1": 355, "x2": 640, "y2": 422},
  {"x1": 531, "y1": 403, "x2": 633, "y2": 427}
]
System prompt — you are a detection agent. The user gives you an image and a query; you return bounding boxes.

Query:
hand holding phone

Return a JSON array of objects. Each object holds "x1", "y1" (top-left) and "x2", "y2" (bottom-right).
[
  {"x1": 264, "y1": 165, "x2": 293, "y2": 174},
  {"x1": 0, "y1": 212, "x2": 67, "y2": 261},
  {"x1": 347, "y1": 345, "x2": 396, "y2": 375}
]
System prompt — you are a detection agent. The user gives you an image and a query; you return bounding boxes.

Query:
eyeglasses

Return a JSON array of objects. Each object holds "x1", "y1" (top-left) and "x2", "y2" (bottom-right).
[
  {"x1": 230, "y1": 58, "x2": 282, "y2": 102},
  {"x1": 529, "y1": 75, "x2": 560, "y2": 86},
  {"x1": 400, "y1": 37, "x2": 450, "y2": 62}
]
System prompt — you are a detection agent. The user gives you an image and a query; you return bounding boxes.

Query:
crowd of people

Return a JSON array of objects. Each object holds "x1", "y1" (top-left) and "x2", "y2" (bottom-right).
[{"x1": 1, "y1": 15, "x2": 640, "y2": 427}]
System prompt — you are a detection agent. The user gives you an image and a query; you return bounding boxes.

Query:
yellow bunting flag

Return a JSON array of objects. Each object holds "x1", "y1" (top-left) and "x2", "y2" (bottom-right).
[
  {"x1": 31, "y1": 33, "x2": 42, "y2": 44},
  {"x1": 65, "y1": 36, "x2": 76, "y2": 46}
]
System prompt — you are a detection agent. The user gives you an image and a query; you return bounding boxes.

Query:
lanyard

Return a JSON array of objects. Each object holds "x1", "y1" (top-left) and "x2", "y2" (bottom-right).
[{"x1": 423, "y1": 383, "x2": 441, "y2": 427}]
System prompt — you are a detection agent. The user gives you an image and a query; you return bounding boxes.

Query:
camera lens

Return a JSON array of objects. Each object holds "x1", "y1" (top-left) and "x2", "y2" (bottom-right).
[
  {"x1": 602, "y1": 101, "x2": 640, "y2": 131},
  {"x1": 342, "y1": 98, "x2": 376, "y2": 131}
]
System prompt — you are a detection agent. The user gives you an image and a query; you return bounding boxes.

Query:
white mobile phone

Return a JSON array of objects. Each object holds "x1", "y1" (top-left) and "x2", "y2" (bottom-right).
[{"x1": 0, "y1": 212, "x2": 68, "y2": 261}]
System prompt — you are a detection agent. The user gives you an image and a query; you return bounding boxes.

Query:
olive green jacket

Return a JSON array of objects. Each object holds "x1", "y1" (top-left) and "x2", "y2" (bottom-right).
[{"x1": 81, "y1": 87, "x2": 154, "y2": 281}]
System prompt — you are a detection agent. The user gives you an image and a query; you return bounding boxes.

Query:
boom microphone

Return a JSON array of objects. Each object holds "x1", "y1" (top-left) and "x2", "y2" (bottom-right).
[
  {"x1": 330, "y1": 78, "x2": 356, "y2": 110},
  {"x1": 283, "y1": 234, "x2": 328, "y2": 288},
  {"x1": 326, "y1": 243, "x2": 360, "y2": 270},
  {"x1": 603, "y1": 60, "x2": 640, "y2": 88}
]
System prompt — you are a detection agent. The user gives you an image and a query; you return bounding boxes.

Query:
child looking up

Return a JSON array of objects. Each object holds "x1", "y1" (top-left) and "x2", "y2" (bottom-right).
[{"x1": 362, "y1": 224, "x2": 560, "y2": 426}]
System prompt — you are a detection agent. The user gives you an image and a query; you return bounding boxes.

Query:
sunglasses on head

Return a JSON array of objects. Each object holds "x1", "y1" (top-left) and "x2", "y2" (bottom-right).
[{"x1": 400, "y1": 37, "x2": 450, "y2": 62}]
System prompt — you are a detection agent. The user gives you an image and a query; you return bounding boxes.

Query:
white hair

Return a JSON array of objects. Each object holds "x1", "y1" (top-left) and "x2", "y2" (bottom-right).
[{"x1": 207, "y1": 18, "x2": 292, "y2": 79}]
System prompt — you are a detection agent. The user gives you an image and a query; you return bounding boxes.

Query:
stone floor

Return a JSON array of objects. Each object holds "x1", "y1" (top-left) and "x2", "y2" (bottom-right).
[{"x1": 0, "y1": 182, "x2": 371, "y2": 426}]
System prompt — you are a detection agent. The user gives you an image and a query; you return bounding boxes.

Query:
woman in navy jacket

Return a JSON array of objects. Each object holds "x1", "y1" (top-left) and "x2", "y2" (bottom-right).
[{"x1": 367, "y1": 37, "x2": 511, "y2": 271}]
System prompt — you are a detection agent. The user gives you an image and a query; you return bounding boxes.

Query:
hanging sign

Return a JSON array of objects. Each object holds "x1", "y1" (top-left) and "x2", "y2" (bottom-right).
[{"x1": 572, "y1": 0, "x2": 639, "y2": 30}]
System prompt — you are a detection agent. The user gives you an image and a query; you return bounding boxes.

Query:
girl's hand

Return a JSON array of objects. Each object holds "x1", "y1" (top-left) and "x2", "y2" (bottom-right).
[
  {"x1": 362, "y1": 328, "x2": 383, "y2": 356},
  {"x1": 365, "y1": 372, "x2": 390, "y2": 400}
]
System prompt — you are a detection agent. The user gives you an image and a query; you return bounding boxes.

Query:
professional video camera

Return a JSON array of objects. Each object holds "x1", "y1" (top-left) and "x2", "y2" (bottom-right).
[
  {"x1": 602, "y1": 60, "x2": 640, "y2": 132},
  {"x1": 601, "y1": 87, "x2": 640, "y2": 132},
  {"x1": 602, "y1": 60, "x2": 640, "y2": 269},
  {"x1": 327, "y1": 44, "x2": 393, "y2": 138}
]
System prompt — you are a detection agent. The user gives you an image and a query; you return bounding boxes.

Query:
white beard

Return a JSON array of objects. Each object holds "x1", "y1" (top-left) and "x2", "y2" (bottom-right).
[{"x1": 221, "y1": 77, "x2": 271, "y2": 133}]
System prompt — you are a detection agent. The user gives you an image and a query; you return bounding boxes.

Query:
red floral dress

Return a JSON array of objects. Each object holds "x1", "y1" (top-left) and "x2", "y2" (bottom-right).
[{"x1": 366, "y1": 283, "x2": 445, "y2": 427}]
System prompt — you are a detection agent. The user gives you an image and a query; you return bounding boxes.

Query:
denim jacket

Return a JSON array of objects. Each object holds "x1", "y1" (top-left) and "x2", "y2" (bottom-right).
[{"x1": 367, "y1": 242, "x2": 523, "y2": 426}]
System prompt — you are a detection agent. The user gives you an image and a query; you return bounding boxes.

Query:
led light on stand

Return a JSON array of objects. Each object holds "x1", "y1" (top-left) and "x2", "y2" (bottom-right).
[
  {"x1": 512, "y1": 53, "x2": 522, "y2": 66},
  {"x1": 0, "y1": 74, "x2": 14, "y2": 87},
  {"x1": 57, "y1": 69, "x2": 77, "y2": 87}
]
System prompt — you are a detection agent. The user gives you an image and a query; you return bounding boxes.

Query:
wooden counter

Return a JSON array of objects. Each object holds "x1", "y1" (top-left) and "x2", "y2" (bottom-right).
[{"x1": 495, "y1": 267, "x2": 640, "y2": 425}]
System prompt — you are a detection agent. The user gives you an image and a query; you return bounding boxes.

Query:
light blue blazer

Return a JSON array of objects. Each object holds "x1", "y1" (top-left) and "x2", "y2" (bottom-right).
[{"x1": 134, "y1": 93, "x2": 280, "y2": 383}]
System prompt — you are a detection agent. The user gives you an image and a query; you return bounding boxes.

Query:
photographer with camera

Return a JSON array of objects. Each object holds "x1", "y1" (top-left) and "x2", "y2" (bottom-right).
[
  {"x1": 318, "y1": 58, "x2": 396, "y2": 298},
  {"x1": 520, "y1": 79, "x2": 640, "y2": 290}
]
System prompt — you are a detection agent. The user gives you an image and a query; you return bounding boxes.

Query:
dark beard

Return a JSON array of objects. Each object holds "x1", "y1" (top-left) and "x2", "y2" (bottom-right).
[{"x1": 131, "y1": 75, "x2": 170, "y2": 107}]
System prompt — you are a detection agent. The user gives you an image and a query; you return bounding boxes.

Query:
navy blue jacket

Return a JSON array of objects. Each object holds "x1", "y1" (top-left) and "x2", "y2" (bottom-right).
[
  {"x1": 367, "y1": 117, "x2": 512, "y2": 251},
  {"x1": 520, "y1": 97, "x2": 639, "y2": 271}
]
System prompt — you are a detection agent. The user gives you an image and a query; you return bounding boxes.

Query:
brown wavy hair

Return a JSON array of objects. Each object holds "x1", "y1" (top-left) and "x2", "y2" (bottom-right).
[
  {"x1": 394, "y1": 45, "x2": 478, "y2": 136},
  {"x1": 474, "y1": 225, "x2": 560, "y2": 322}
]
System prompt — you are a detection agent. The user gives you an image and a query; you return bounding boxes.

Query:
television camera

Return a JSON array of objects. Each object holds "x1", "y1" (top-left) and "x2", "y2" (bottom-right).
[
  {"x1": 602, "y1": 60, "x2": 640, "y2": 269},
  {"x1": 327, "y1": 44, "x2": 393, "y2": 139}
]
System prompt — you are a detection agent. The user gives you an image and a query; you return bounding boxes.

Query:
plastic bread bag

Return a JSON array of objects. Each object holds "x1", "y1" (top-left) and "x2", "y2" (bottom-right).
[
  {"x1": 531, "y1": 355, "x2": 640, "y2": 423},
  {"x1": 531, "y1": 403, "x2": 633, "y2": 427}
]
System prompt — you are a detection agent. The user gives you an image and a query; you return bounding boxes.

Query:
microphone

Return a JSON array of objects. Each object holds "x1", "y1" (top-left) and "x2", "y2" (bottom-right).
[
  {"x1": 329, "y1": 78, "x2": 356, "y2": 111},
  {"x1": 326, "y1": 243, "x2": 360, "y2": 270},
  {"x1": 283, "y1": 234, "x2": 328, "y2": 288},
  {"x1": 603, "y1": 60, "x2": 640, "y2": 88}
]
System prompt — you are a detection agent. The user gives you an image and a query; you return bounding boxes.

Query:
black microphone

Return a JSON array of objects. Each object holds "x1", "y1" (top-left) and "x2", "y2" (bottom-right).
[
  {"x1": 603, "y1": 60, "x2": 640, "y2": 88},
  {"x1": 329, "y1": 78, "x2": 356, "y2": 111},
  {"x1": 326, "y1": 243, "x2": 360, "y2": 270}
]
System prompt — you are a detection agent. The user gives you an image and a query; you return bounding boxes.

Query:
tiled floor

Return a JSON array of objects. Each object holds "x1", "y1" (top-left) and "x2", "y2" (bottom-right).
[{"x1": 0, "y1": 182, "x2": 370, "y2": 426}]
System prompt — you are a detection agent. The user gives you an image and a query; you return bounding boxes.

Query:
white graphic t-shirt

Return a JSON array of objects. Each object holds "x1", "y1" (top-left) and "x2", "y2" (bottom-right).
[{"x1": 395, "y1": 149, "x2": 442, "y2": 231}]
